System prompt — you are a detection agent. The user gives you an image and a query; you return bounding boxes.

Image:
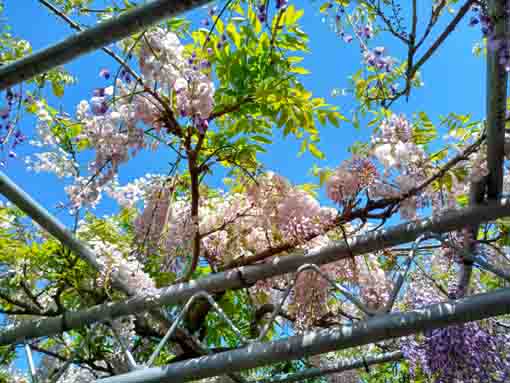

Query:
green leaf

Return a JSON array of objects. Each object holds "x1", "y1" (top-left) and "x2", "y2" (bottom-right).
[
  {"x1": 226, "y1": 23, "x2": 241, "y2": 48},
  {"x1": 317, "y1": 111, "x2": 326, "y2": 125},
  {"x1": 251, "y1": 135, "x2": 272, "y2": 144},
  {"x1": 308, "y1": 142, "x2": 325, "y2": 159},
  {"x1": 52, "y1": 82, "x2": 64, "y2": 98},
  {"x1": 289, "y1": 66, "x2": 310, "y2": 75},
  {"x1": 327, "y1": 112, "x2": 340, "y2": 127},
  {"x1": 287, "y1": 56, "x2": 304, "y2": 64},
  {"x1": 298, "y1": 139, "x2": 307, "y2": 157},
  {"x1": 319, "y1": 2, "x2": 331, "y2": 13}
]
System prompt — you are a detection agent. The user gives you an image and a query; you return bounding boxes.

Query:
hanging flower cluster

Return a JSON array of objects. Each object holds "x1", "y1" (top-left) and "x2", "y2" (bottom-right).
[
  {"x1": 86, "y1": 237, "x2": 156, "y2": 294},
  {"x1": 139, "y1": 28, "x2": 215, "y2": 128},
  {"x1": 26, "y1": 28, "x2": 216, "y2": 211},
  {"x1": 325, "y1": 114, "x2": 428, "y2": 219},
  {"x1": 402, "y1": 321, "x2": 510, "y2": 383},
  {"x1": 133, "y1": 172, "x2": 338, "y2": 269},
  {"x1": 400, "y1": 240, "x2": 510, "y2": 383},
  {"x1": 279, "y1": 233, "x2": 391, "y2": 329},
  {"x1": 325, "y1": 113, "x2": 490, "y2": 220},
  {"x1": 0, "y1": 89, "x2": 26, "y2": 162},
  {"x1": 325, "y1": 157, "x2": 378, "y2": 204}
]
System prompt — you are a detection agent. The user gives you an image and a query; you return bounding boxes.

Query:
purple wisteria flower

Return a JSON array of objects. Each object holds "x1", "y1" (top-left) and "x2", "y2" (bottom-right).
[
  {"x1": 99, "y1": 68, "x2": 110, "y2": 79},
  {"x1": 470, "y1": 2, "x2": 510, "y2": 71},
  {"x1": 276, "y1": 0, "x2": 287, "y2": 10},
  {"x1": 363, "y1": 47, "x2": 394, "y2": 72},
  {"x1": 257, "y1": 3, "x2": 267, "y2": 23},
  {"x1": 402, "y1": 322, "x2": 510, "y2": 383}
]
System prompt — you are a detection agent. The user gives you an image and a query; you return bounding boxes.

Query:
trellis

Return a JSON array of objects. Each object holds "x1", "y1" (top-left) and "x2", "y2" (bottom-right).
[
  {"x1": 0, "y1": 0, "x2": 509, "y2": 382},
  {"x1": 2, "y1": 169, "x2": 510, "y2": 382}
]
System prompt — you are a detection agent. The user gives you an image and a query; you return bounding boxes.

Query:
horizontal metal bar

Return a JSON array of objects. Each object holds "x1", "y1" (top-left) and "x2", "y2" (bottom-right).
[
  {"x1": 253, "y1": 351, "x2": 403, "y2": 383},
  {"x1": 0, "y1": 0, "x2": 210, "y2": 90},
  {"x1": 95, "y1": 287, "x2": 510, "y2": 383},
  {"x1": 1, "y1": 200, "x2": 510, "y2": 346}
]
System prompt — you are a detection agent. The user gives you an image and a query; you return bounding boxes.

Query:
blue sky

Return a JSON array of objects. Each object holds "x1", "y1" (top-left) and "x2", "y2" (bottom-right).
[
  {"x1": 1, "y1": 0, "x2": 487, "y2": 374},
  {"x1": 2, "y1": 0, "x2": 486, "y2": 226}
]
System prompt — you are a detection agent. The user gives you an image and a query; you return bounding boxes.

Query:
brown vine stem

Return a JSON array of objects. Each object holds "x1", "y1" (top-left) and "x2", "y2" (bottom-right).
[{"x1": 226, "y1": 134, "x2": 485, "y2": 268}]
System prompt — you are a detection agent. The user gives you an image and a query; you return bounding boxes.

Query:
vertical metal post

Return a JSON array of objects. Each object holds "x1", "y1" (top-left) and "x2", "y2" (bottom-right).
[{"x1": 486, "y1": 0, "x2": 508, "y2": 200}]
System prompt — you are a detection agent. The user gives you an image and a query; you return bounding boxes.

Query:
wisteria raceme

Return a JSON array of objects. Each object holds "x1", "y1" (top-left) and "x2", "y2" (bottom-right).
[
  {"x1": 106, "y1": 174, "x2": 168, "y2": 208},
  {"x1": 356, "y1": 253, "x2": 391, "y2": 310},
  {"x1": 134, "y1": 180, "x2": 174, "y2": 254},
  {"x1": 325, "y1": 157, "x2": 377, "y2": 205},
  {"x1": 133, "y1": 172, "x2": 338, "y2": 271},
  {"x1": 401, "y1": 252, "x2": 510, "y2": 383},
  {"x1": 286, "y1": 236, "x2": 391, "y2": 327},
  {"x1": 0, "y1": 88, "x2": 27, "y2": 163},
  {"x1": 83, "y1": 234, "x2": 157, "y2": 294},
  {"x1": 63, "y1": 83, "x2": 148, "y2": 209},
  {"x1": 371, "y1": 114, "x2": 426, "y2": 175},
  {"x1": 27, "y1": 28, "x2": 215, "y2": 210},
  {"x1": 323, "y1": 113, "x2": 431, "y2": 218},
  {"x1": 139, "y1": 28, "x2": 215, "y2": 121},
  {"x1": 373, "y1": 116, "x2": 427, "y2": 214},
  {"x1": 362, "y1": 46, "x2": 395, "y2": 73},
  {"x1": 24, "y1": 148, "x2": 78, "y2": 178},
  {"x1": 402, "y1": 321, "x2": 510, "y2": 383},
  {"x1": 65, "y1": 176, "x2": 105, "y2": 211},
  {"x1": 293, "y1": 266, "x2": 331, "y2": 330}
]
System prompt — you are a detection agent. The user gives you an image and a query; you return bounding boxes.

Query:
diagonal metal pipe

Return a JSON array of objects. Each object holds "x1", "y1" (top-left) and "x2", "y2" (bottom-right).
[
  {"x1": 0, "y1": 0, "x2": 211, "y2": 90},
  {"x1": 94, "y1": 287, "x2": 510, "y2": 383}
]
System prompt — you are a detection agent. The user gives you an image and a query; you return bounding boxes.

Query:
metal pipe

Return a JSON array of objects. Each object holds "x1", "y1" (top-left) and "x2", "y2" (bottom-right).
[
  {"x1": 457, "y1": 179, "x2": 486, "y2": 298},
  {"x1": 383, "y1": 233, "x2": 436, "y2": 312},
  {"x1": 0, "y1": 171, "x2": 102, "y2": 271},
  {"x1": 0, "y1": 0, "x2": 211, "y2": 90},
  {"x1": 109, "y1": 324, "x2": 139, "y2": 370},
  {"x1": 486, "y1": 0, "x2": 508, "y2": 200},
  {"x1": 252, "y1": 351, "x2": 403, "y2": 383},
  {"x1": 95, "y1": 287, "x2": 510, "y2": 383},
  {"x1": 24, "y1": 343, "x2": 37, "y2": 383},
  {"x1": 1, "y1": 200, "x2": 510, "y2": 346}
]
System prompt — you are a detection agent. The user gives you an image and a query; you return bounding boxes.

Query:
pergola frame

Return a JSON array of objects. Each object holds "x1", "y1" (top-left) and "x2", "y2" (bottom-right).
[
  {"x1": 1, "y1": 169, "x2": 510, "y2": 346},
  {"x1": 0, "y1": 0, "x2": 508, "y2": 382}
]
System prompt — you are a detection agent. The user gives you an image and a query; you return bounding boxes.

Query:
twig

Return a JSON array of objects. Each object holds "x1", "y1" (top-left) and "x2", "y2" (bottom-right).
[{"x1": 37, "y1": 0, "x2": 142, "y2": 84}]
